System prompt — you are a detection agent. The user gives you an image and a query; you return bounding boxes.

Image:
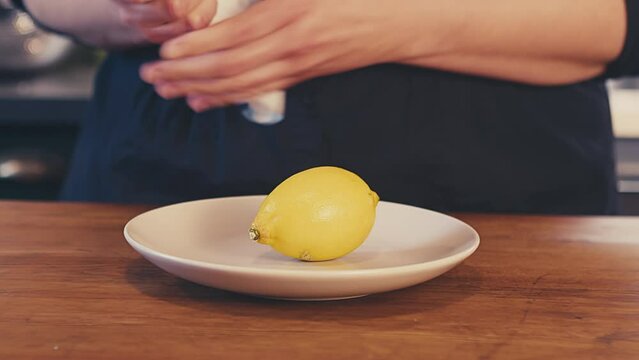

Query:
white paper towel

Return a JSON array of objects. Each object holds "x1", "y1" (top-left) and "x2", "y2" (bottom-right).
[{"x1": 213, "y1": 0, "x2": 285, "y2": 125}]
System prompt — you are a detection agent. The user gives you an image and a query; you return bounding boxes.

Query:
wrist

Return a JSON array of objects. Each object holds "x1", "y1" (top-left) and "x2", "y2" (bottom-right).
[{"x1": 391, "y1": 1, "x2": 463, "y2": 64}]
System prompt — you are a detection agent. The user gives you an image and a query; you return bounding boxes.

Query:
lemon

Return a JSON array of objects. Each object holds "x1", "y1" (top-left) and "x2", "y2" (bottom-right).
[{"x1": 249, "y1": 166, "x2": 379, "y2": 261}]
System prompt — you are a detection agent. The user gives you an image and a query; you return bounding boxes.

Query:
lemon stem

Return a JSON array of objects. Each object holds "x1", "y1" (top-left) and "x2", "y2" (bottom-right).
[{"x1": 249, "y1": 227, "x2": 260, "y2": 242}]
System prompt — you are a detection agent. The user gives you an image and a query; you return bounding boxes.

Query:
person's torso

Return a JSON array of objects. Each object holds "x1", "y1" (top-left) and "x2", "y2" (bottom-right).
[{"x1": 62, "y1": 47, "x2": 617, "y2": 214}]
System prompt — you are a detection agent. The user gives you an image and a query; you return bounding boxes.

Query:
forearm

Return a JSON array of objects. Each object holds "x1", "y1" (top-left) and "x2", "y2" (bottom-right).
[
  {"x1": 23, "y1": 0, "x2": 146, "y2": 48},
  {"x1": 396, "y1": 0, "x2": 627, "y2": 85}
]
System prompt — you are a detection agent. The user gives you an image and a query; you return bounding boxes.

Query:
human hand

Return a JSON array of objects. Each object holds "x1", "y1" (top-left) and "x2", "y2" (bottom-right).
[
  {"x1": 113, "y1": 0, "x2": 218, "y2": 43},
  {"x1": 139, "y1": 0, "x2": 407, "y2": 111}
]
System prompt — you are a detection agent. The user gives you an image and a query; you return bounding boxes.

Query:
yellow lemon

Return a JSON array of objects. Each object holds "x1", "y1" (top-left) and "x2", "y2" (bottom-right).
[{"x1": 249, "y1": 166, "x2": 379, "y2": 261}]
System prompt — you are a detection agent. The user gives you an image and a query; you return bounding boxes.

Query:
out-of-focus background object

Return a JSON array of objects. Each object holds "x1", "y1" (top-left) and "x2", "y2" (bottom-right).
[
  {"x1": 0, "y1": 8, "x2": 99, "y2": 200},
  {"x1": 608, "y1": 79, "x2": 639, "y2": 214},
  {"x1": 0, "y1": 8, "x2": 638, "y2": 214},
  {"x1": 0, "y1": 9, "x2": 75, "y2": 72}
]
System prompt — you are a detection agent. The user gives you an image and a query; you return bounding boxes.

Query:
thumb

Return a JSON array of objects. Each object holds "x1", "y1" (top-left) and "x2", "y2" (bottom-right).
[{"x1": 169, "y1": 0, "x2": 218, "y2": 29}]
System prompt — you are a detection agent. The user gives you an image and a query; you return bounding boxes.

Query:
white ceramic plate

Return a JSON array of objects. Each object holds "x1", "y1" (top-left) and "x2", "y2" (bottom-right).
[{"x1": 124, "y1": 196, "x2": 480, "y2": 301}]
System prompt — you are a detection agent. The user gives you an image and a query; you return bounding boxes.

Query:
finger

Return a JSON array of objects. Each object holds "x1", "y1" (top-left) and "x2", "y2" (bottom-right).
[
  {"x1": 189, "y1": 79, "x2": 297, "y2": 109},
  {"x1": 186, "y1": 78, "x2": 295, "y2": 112},
  {"x1": 166, "y1": 0, "x2": 190, "y2": 18},
  {"x1": 185, "y1": 0, "x2": 218, "y2": 30},
  {"x1": 153, "y1": 58, "x2": 300, "y2": 99},
  {"x1": 167, "y1": 0, "x2": 202, "y2": 19},
  {"x1": 160, "y1": 0, "x2": 295, "y2": 59},
  {"x1": 141, "y1": 20, "x2": 191, "y2": 43},
  {"x1": 153, "y1": 46, "x2": 350, "y2": 99},
  {"x1": 141, "y1": 28, "x2": 294, "y2": 83},
  {"x1": 141, "y1": 44, "x2": 279, "y2": 83}
]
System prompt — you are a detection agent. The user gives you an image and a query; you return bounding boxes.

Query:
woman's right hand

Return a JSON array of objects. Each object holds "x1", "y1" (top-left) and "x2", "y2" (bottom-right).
[{"x1": 113, "y1": 0, "x2": 217, "y2": 43}]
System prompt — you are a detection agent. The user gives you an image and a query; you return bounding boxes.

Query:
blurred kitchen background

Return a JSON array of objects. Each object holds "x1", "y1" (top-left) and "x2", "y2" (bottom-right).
[{"x1": 1, "y1": 8, "x2": 639, "y2": 214}]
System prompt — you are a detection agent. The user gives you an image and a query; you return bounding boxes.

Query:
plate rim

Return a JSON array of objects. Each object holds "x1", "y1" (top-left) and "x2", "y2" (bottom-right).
[{"x1": 124, "y1": 196, "x2": 480, "y2": 278}]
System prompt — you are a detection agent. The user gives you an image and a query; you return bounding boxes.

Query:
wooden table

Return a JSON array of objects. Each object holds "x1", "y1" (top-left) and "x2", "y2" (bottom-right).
[{"x1": 1, "y1": 201, "x2": 638, "y2": 359}]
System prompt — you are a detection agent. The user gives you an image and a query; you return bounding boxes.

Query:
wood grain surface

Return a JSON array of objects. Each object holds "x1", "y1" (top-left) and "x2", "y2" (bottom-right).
[{"x1": 1, "y1": 201, "x2": 638, "y2": 359}]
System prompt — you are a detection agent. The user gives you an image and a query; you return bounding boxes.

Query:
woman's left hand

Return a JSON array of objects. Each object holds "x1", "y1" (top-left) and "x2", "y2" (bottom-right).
[{"x1": 140, "y1": 0, "x2": 410, "y2": 111}]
